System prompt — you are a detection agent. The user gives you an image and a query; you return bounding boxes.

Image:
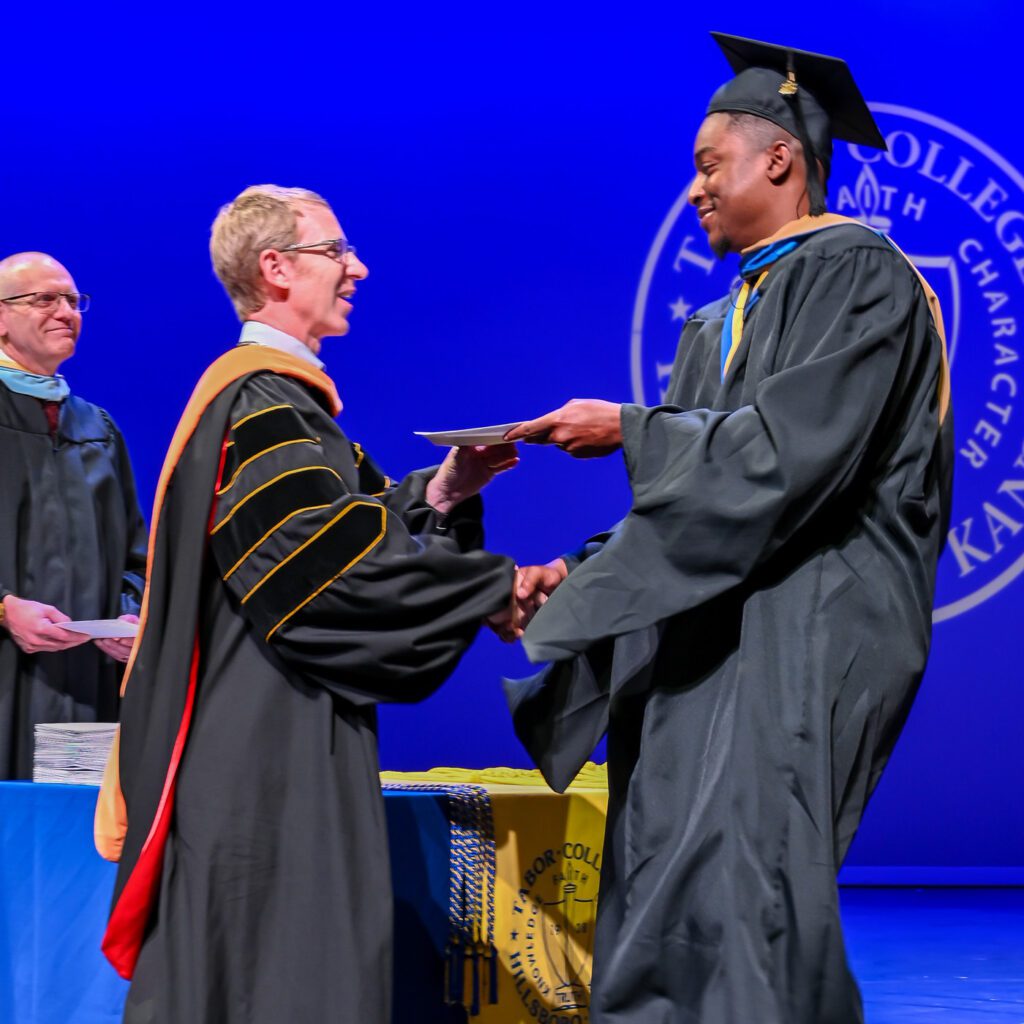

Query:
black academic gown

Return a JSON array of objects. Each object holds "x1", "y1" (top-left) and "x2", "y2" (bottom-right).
[
  {"x1": 0, "y1": 385, "x2": 147, "y2": 779},
  {"x1": 110, "y1": 350, "x2": 514, "y2": 1024},
  {"x1": 508, "y1": 221, "x2": 953, "y2": 1024}
]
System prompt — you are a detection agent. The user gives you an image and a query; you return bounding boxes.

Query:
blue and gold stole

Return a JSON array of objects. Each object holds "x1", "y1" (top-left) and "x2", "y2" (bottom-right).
[
  {"x1": 0, "y1": 353, "x2": 70, "y2": 401},
  {"x1": 719, "y1": 214, "x2": 951, "y2": 425},
  {"x1": 720, "y1": 237, "x2": 801, "y2": 378}
]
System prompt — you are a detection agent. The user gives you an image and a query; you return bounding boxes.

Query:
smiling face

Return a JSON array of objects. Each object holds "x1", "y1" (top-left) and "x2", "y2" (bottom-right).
[
  {"x1": 281, "y1": 203, "x2": 369, "y2": 350},
  {"x1": 688, "y1": 112, "x2": 786, "y2": 258},
  {"x1": 0, "y1": 255, "x2": 81, "y2": 375}
]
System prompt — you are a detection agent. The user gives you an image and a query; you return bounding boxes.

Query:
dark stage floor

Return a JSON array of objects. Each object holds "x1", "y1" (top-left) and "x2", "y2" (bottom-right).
[{"x1": 841, "y1": 888, "x2": 1024, "y2": 1022}]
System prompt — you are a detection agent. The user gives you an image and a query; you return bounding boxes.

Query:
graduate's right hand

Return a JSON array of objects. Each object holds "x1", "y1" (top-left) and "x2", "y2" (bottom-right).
[
  {"x1": 512, "y1": 559, "x2": 569, "y2": 635},
  {"x1": 487, "y1": 560, "x2": 569, "y2": 642},
  {"x1": 0, "y1": 595, "x2": 90, "y2": 654}
]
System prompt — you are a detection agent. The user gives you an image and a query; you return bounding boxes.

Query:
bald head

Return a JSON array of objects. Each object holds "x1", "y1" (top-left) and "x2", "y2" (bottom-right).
[
  {"x1": 0, "y1": 252, "x2": 70, "y2": 295},
  {"x1": 0, "y1": 252, "x2": 82, "y2": 375}
]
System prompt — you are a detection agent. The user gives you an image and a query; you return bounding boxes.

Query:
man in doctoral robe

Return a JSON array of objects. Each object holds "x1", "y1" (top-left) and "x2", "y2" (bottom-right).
[
  {"x1": 0, "y1": 252, "x2": 146, "y2": 780},
  {"x1": 503, "y1": 36, "x2": 954, "y2": 1024},
  {"x1": 96, "y1": 185, "x2": 519, "y2": 1024}
]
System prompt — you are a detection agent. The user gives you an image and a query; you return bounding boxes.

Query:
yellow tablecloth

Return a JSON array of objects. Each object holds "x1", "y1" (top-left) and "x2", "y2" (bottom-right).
[{"x1": 381, "y1": 765, "x2": 608, "y2": 1023}]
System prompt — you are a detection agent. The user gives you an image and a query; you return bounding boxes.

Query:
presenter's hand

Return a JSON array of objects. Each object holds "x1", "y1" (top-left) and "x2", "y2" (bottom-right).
[
  {"x1": 426, "y1": 443, "x2": 519, "y2": 515},
  {"x1": 486, "y1": 581, "x2": 519, "y2": 643},
  {"x1": 0, "y1": 595, "x2": 90, "y2": 654},
  {"x1": 505, "y1": 400, "x2": 623, "y2": 458},
  {"x1": 94, "y1": 613, "x2": 139, "y2": 664}
]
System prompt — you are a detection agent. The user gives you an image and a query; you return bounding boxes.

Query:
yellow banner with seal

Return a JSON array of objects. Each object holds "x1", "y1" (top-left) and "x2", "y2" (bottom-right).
[{"x1": 381, "y1": 764, "x2": 608, "y2": 1024}]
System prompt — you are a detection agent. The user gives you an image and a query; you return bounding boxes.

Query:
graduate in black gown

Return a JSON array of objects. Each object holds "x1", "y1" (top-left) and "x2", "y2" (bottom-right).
[
  {"x1": 0, "y1": 253, "x2": 146, "y2": 779},
  {"x1": 96, "y1": 186, "x2": 518, "y2": 1024},
  {"x1": 504, "y1": 37, "x2": 953, "y2": 1024}
]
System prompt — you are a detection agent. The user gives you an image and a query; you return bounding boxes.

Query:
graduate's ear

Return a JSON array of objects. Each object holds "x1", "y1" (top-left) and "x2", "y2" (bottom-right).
[{"x1": 765, "y1": 139, "x2": 796, "y2": 184}]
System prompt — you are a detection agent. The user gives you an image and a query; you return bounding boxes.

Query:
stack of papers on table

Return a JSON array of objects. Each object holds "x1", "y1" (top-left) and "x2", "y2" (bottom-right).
[{"x1": 33, "y1": 722, "x2": 118, "y2": 785}]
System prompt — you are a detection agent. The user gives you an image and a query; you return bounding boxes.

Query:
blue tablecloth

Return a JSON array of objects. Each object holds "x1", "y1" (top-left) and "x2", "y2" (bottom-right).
[{"x1": 0, "y1": 782, "x2": 460, "y2": 1024}]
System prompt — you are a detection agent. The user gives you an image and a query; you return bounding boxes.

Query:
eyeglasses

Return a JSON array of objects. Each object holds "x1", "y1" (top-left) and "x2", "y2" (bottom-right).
[
  {"x1": 279, "y1": 238, "x2": 358, "y2": 263},
  {"x1": 0, "y1": 291, "x2": 91, "y2": 312}
]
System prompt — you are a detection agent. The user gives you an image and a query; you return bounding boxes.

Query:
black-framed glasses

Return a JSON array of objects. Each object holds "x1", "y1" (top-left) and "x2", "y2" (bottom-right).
[
  {"x1": 279, "y1": 238, "x2": 358, "y2": 262},
  {"x1": 0, "y1": 291, "x2": 91, "y2": 312}
]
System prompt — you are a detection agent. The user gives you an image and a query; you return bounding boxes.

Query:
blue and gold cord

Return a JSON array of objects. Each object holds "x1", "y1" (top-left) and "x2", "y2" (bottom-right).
[{"x1": 383, "y1": 782, "x2": 498, "y2": 1015}]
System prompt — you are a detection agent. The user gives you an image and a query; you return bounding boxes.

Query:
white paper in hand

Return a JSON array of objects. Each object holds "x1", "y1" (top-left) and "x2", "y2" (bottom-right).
[
  {"x1": 414, "y1": 422, "x2": 522, "y2": 447},
  {"x1": 57, "y1": 619, "x2": 139, "y2": 639}
]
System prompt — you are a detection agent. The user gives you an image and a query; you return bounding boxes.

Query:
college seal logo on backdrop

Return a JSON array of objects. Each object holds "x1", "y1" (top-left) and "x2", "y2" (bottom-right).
[
  {"x1": 632, "y1": 104, "x2": 1024, "y2": 622},
  {"x1": 506, "y1": 840, "x2": 600, "y2": 1023}
]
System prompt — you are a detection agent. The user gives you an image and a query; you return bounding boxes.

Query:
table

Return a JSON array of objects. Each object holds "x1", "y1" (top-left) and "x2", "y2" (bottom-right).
[
  {"x1": 0, "y1": 783, "x2": 464, "y2": 1024},
  {"x1": 0, "y1": 780, "x2": 609, "y2": 1024}
]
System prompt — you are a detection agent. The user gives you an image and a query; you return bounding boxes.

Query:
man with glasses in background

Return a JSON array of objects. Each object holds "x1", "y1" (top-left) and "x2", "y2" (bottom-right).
[
  {"x1": 0, "y1": 252, "x2": 147, "y2": 779},
  {"x1": 97, "y1": 186, "x2": 518, "y2": 1023}
]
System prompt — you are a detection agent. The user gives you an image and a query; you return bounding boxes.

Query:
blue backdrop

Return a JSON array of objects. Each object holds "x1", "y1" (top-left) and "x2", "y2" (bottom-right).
[{"x1": 3, "y1": 0, "x2": 1021, "y2": 876}]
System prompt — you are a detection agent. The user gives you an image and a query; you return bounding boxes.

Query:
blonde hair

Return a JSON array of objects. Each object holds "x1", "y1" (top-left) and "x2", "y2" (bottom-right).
[{"x1": 210, "y1": 185, "x2": 329, "y2": 319}]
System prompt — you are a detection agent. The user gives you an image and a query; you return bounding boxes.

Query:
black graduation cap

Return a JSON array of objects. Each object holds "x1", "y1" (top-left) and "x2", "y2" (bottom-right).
[{"x1": 705, "y1": 33, "x2": 886, "y2": 213}]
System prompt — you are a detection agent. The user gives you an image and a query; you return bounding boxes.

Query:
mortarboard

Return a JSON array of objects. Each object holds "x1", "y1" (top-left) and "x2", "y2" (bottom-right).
[{"x1": 705, "y1": 33, "x2": 887, "y2": 213}]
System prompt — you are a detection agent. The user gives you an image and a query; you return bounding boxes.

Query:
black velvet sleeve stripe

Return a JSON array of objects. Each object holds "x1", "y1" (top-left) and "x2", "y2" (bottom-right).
[
  {"x1": 231, "y1": 402, "x2": 290, "y2": 431},
  {"x1": 217, "y1": 437, "x2": 320, "y2": 495},
  {"x1": 221, "y1": 403, "x2": 320, "y2": 486},
  {"x1": 221, "y1": 503, "x2": 332, "y2": 580},
  {"x1": 211, "y1": 465, "x2": 342, "y2": 537},
  {"x1": 238, "y1": 500, "x2": 388, "y2": 640}
]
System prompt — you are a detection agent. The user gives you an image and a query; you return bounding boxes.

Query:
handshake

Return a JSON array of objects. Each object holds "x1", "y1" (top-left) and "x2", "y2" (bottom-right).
[
  {"x1": 487, "y1": 559, "x2": 570, "y2": 643},
  {"x1": 422, "y1": 397, "x2": 627, "y2": 644}
]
